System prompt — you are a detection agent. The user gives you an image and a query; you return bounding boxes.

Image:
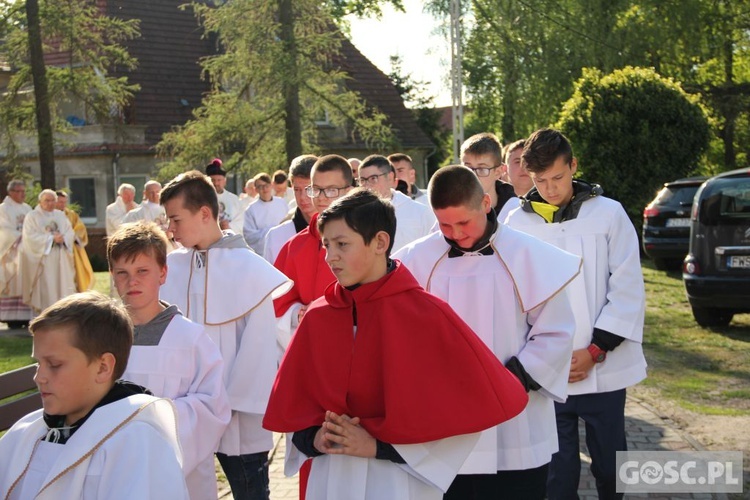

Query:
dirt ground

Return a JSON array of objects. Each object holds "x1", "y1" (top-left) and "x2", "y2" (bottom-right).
[{"x1": 630, "y1": 385, "x2": 750, "y2": 495}]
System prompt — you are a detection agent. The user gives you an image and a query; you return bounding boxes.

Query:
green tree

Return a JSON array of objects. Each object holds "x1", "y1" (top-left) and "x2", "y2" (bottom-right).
[
  {"x1": 156, "y1": 0, "x2": 401, "y2": 179},
  {"x1": 557, "y1": 66, "x2": 710, "y2": 228},
  {"x1": 387, "y1": 55, "x2": 449, "y2": 175},
  {"x1": 0, "y1": 0, "x2": 140, "y2": 181}
]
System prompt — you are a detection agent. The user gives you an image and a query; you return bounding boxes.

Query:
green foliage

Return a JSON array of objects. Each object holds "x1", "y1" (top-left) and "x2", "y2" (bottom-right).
[
  {"x1": 557, "y1": 66, "x2": 709, "y2": 227},
  {"x1": 0, "y1": 0, "x2": 140, "y2": 170},
  {"x1": 156, "y1": 0, "x2": 395, "y2": 178},
  {"x1": 387, "y1": 55, "x2": 450, "y2": 175}
]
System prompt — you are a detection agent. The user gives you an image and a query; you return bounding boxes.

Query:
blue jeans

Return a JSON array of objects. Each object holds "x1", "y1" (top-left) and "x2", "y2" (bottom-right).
[{"x1": 216, "y1": 451, "x2": 270, "y2": 500}]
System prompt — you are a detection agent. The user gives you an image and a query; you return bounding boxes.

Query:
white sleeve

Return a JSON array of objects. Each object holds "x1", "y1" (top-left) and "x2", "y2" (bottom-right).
[
  {"x1": 393, "y1": 433, "x2": 481, "y2": 493},
  {"x1": 518, "y1": 288, "x2": 575, "y2": 402},
  {"x1": 171, "y1": 333, "x2": 231, "y2": 474}
]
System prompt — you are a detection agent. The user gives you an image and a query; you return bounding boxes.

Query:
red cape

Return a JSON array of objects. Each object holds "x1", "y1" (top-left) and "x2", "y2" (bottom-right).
[
  {"x1": 273, "y1": 213, "x2": 335, "y2": 317},
  {"x1": 263, "y1": 261, "x2": 528, "y2": 444}
]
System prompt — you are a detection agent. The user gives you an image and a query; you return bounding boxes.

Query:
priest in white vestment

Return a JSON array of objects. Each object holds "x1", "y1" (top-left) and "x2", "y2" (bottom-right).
[
  {"x1": 105, "y1": 183, "x2": 138, "y2": 236},
  {"x1": 0, "y1": 180, "x2": 33, "y2": 324},
  {"x1": 206, "y1": 159, "x2": 244, "y2": 234},
  {"x1": 19, "y1": 190, "x2": 76, "y2": 313},
  {"x1": 122, "y1": 180, "x2": 168, "y2": 230}
]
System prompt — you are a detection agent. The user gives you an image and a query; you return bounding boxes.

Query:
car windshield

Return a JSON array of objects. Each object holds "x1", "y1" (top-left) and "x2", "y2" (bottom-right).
[{"x1": 654, "y1": 185, "x2": 700, "y2": 207}]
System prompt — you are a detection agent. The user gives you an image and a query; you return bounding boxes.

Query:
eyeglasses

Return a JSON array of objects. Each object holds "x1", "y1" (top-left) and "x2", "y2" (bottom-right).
[
  {"x1": 466, "y1": 165, "x2": 500, "y2": 177},
  {"x1": 255, "y1": 183, "x2": 272, "y2": 190},
  {"x1": 306, "y1": 185, "x2": 349, "y2": 199},
  {"x1": 357, "y1": 172, "x2": 388, "y2": 186}
]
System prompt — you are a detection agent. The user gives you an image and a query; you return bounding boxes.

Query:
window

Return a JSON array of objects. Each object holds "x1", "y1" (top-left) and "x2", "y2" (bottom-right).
[{"x1": 68, "y1": 178, "x2": 97, "y2": 223}]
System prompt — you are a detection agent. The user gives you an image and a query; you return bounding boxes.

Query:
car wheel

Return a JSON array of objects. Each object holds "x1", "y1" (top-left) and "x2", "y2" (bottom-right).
[
  {"x1": 5, "y1": 321, "x2": 29, "y2": 330},
  {"x1": 691, "y1": 306, "x2": 733, "y2": 328}
]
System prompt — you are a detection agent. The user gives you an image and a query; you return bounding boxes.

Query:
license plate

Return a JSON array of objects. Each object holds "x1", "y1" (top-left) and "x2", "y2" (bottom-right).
[
  {"x1": 666, "y1": 218, "x2": 691, "y2": 227},
  {"x1": 728, "y1": 255, "x2": 750, "y2": 268}
]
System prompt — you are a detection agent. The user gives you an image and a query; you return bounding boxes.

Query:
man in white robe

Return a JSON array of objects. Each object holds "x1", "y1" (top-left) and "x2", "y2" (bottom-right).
[
  {"x1": 122, "y1": 180, "x2": 168, "y2": 230},
  {"x1": 505, "y1": 128, "x2": 647, "y2": 500},
  {"x1": 159, "y1": 170, "x2": 291, "y2": 499},
  {"x1": 243, "y1": 173, "x2": 289, "y2": 254},
  {"x1": 357, "y1": 155, "x2": 435, "y2": 253},
  {"x1": 263, "y1": 155, "x2": 318, "y2": 263},
  {"x1": 239, "y1": 177, "x2": 258, "y2": 211},
  {"x1": 105, "y1": 183, "x2": 138, "y2": 236},
  {"x1": 206, "y1": 159, "x2": 244, "y2": 234},
  {"x1": 395, "y1": 165, "x2": 580, "y2": 499},
  {"x1": 0, "y1": 179, "x2": 33, "y2": 325},
  {"x1": 19, "y1": 190, "x2": 76, "y2": 313}
]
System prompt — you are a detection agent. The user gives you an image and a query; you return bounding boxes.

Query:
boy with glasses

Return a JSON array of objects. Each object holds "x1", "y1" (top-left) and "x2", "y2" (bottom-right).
[
  {"x1": 273, "y1": 155, "x2": 354, "y2": 342},
  {"x1": 356, "y1": 155, "x2": 435, "y2": 253},
  {"x1": 242, "y1": 173, "x2": 289, "y2": 254},
  {"x1": 461, "y1": 133, "x2": 518, "y2": 221}
]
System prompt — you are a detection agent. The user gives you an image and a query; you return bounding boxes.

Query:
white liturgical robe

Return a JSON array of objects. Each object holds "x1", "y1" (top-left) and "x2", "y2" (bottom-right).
[
  {"x1": 19, "y1": 206, "x2": 76, "y2": 313},
  {"x1": 263, "y1": 219, "x2": 296, "y2": 264},
  {"x1": 0, "y1": 395, "x2": 188, "y2": 500},
  {"x1": 0, "y1": 197, "x2": 33, "y2": 321},
  {"x1": 505, "y1": 195, "x2": 647, "y2": 395},
  {"x1": 122, "y1": 313, "x2": 231, "y2": 500},
  {"x1": 216, "y1": 189, "x2": 244, "y2": 235},
  {"x1": 389, "y1": 190, "x2": 436, "y2": 253},
  {"x1": 243, "y1": 196, "x2": 289, "y2": 254},
  {"x1": 395, "y1": 226, "x2": 581, "y2": 471}
]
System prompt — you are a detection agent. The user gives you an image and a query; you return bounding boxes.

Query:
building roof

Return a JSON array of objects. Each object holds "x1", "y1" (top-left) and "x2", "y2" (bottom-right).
[{"x1": 335, "y1": 37, "x2": 435, "y2": 151}]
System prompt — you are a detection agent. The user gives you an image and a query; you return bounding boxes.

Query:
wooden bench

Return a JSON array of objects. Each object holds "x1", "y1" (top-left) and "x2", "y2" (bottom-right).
[{"x1": 0, "y1": 364, "x2": 41, "y2": 432}]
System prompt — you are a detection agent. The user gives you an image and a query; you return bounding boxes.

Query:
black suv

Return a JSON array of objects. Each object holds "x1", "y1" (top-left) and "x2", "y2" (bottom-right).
[
  {"x1": 683, "y1": 168, "x2": 750, "y2": 327},
  {"x1": 643, "y1": 177, "x2": 707, "y2": 270}
]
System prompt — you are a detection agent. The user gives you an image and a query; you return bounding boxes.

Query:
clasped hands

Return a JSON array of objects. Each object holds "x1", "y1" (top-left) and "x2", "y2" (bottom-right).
[{"x1": 313, "y1": 410, "x2": 376, "y2": 458}]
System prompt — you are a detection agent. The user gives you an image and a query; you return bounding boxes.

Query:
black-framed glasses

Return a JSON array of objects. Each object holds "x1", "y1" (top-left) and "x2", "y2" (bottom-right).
[
  {"x1": 466, "y1": 165, "x2": 500, "y2": 177},
  {"x1": 305, "y1": 185, "x2": 349, "y2": 199},
  {"x1": 357, "y1": 172, "x2": 388, "y2": 186}
]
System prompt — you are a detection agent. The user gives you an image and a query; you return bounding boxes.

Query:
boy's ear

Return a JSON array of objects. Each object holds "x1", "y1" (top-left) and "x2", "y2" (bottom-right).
[
  {"x1": 159, "y1": 264, "x2": 168, "y2": 285},
  {"x1": 95, "y1": 352, "x2": 116, "y2": 384},
  {"x1": 373, "y1": 230, "x2": 390, "y2": 255},
  {"x1": 481, "y1": 193, "x2": 492, "y2": 214},
  {"x1": 199, "y1": 205, "x2": 214, "y2": 223},
  {"x1": 570, "y1": 157, "x2": 578, "y2": 176}
]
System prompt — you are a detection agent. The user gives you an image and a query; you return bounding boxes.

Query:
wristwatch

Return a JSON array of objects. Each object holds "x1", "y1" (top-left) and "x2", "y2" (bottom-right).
[{"x1": 587, "y1": 344, "x2": 607, "y2": 363}]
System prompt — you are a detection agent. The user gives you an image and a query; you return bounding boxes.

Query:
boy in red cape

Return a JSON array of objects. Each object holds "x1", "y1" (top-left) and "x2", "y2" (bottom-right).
[{"x1": 263, "y1": 189, "x2": 528, "y2": 500}]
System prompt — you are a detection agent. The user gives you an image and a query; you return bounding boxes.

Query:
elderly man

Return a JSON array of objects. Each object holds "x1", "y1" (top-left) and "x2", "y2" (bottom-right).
[
  {"x1": 0, "y1": 180, "x2": 33, "y2": 327},
  {"x1": 206, "y1": 158, "x2": 243, "y2": 234},
  {"x1": 106, "y1": 183, "x2": 138, "y2": 236},
  {"x1": 56, "y1": 190, "x2": 94, "y2": 292},
  {"x1": 123, "y1": 180, "x2": 168, "y2": 230},
  {"x1": 19, "y1": 189, "x2": 76, "y2": 313}
]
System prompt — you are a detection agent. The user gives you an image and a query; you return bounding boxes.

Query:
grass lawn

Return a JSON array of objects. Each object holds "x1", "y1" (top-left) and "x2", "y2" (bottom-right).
[{"x1": 2, "y1": 267, "x2": 749, "y2": 417}]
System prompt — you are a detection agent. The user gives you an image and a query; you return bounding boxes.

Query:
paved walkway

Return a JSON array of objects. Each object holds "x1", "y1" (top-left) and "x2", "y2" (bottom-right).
[{"x1": 216, "y1": 395, "x2": 721, "y2": 499}]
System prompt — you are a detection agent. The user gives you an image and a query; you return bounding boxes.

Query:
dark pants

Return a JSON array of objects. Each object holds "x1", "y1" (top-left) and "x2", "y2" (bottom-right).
[
  {"x1": 444, "y1": 463, "x2": 549, "y2": 500},
  {"x1": 216, "y1": 451, "x2": 270, "y2": 500},
  {"x1": 547, "y1": 389, "x2": 627, "y2": 500}
]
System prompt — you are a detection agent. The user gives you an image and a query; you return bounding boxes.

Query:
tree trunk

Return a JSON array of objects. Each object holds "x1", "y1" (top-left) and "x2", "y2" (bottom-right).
[
  {"x1": 26, "y1": 0, "x2": 56, "y2": 188},
  {"x1": 279, "y1": 0, "x2": 302, "y2": 165}
]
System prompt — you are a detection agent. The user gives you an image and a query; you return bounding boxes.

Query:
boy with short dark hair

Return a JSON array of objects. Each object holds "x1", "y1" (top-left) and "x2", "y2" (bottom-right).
[
  {"x1": 159, "y1": 170, "x2": 290, "y2": 500},
  {"x1": 395, "y1": 165, "x2": 580, "y2": 499},
  {"x1": 264, "y1": 188, "x2": 529, "y2": 500},
  {"x1": 108, "y1": 221, "x2": 231, "y2": 500},
  {"x1": 506, "y1": 128, "x2": 647, "y2": 500},
  {"x1": 0, "y1": 291, "x2": 188, "y2": 499}
]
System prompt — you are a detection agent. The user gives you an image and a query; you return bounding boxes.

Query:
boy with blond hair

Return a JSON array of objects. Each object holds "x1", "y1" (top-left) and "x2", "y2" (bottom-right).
[
  {"x1": 108, "y1": 221, "x2": 230, "y2": 499},
  {"x1": 0, "y1": 291, "x2": 187, "y2": 499}
]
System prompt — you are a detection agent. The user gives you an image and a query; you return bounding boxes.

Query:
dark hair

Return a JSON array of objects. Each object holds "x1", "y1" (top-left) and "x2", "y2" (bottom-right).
[
  {"x1": 55, "y1": 190, "x2": 67, "y2": 198},
  {"x1": 272, "y1": 169, "x2": 288, "y2": 185},
  {"x1": 360, "y1": 154, "x2": 393, "y2": 175},
  {"x1": 460, "y1": 133, "x2": 503, "y2": 165},
  {"x1": 205, "y1": 158, "x2": 226, "y2": 177},
  {"x1": 107, "y1": 221, "x2": 169, "y2": 270},
  {"x1": 30, "y1": 291, "x2": 133, "y2": 380},
  {"x1": 311, "y1": 154, "x2": 354, "y2": 186},
  {"x1": 387, "y1": 153, "x2": 412, "y2": 166},
  {"x1": 429, "y1": 165, "x2": 485, "y2": 210},
  {"x1": 255, "y1": 173, "x2": 272, "y2": 186},
  {"x1": 290, "y1": 155, "x2": 317, "y2": 179},
  {"x1": 504, "y1": 139, "x2": 525, "y2": 164},
  {"x1": 317, "y1": 188, "x2": 397, "y2": 257},
  {"x1": 522, "y1": 128, "x2": 573, "y2": 174},
  {"x1": 160, "y1": 170, "x2": 219, "y2": 219}
]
